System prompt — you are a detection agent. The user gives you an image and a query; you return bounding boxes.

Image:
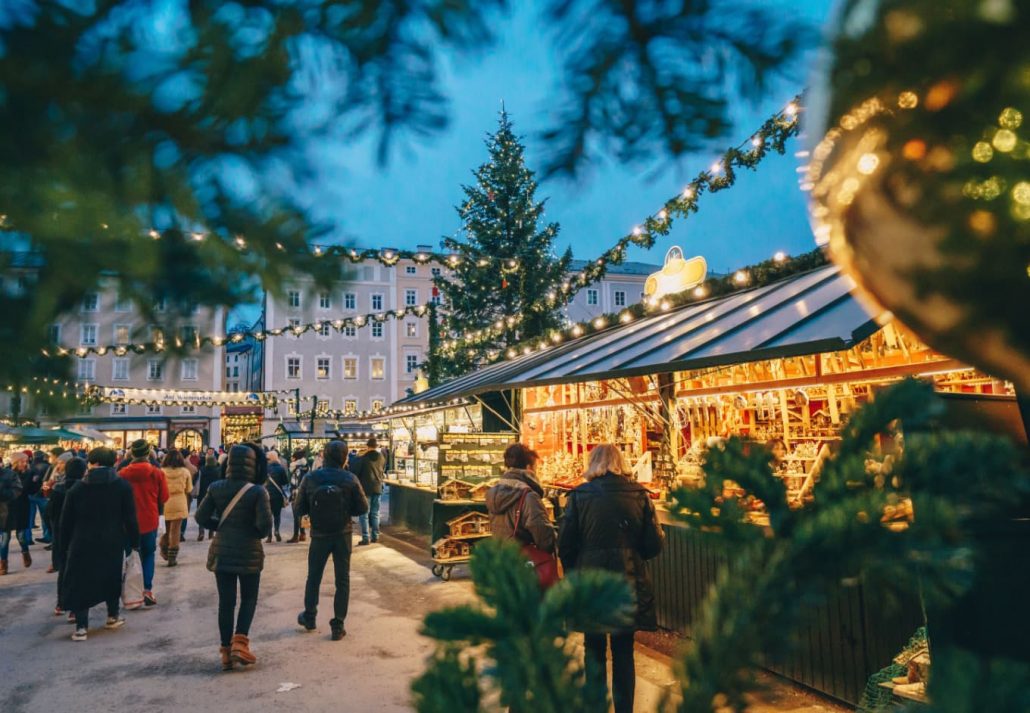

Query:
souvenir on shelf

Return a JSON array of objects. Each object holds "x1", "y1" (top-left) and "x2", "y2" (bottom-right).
[{"x1": 444, "y1": 511, "x2": 491, "y2": 539}]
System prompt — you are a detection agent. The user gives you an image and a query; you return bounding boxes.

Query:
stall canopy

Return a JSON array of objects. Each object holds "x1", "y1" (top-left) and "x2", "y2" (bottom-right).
[{"x1": 401, "y1": 265, "x2": 883, "y2": 405}]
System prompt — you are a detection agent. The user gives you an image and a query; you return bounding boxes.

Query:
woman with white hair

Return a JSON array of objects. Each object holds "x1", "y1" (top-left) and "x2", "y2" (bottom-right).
[{"x1": 557, "y1": 444, "x2": 664, "y2": 713}]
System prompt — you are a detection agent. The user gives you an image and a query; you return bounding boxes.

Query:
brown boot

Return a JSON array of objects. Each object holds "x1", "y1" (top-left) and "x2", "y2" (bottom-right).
[
  {"x1": 219, "y1": 646, "x2": 234, "y2": 672},
  {"x1": 159, "y1": 533, "x2": 169, "y2": 561},
  {"x1": 265, "y1": 535, "x2": 272, "y2": 543},
  {"x1": 298, "y1": 532, "x2": 306, "y2": 542},
  {"x1": 22, "y1": 551, "x2": 31, "y2": 568},
  {"x1": 230, "y1": 634, "x2": 256, "y2": 666},
  {"x1": 286, "y1": 535, "x2": 299, "y2": 543},
  {"x1": 0, "y1": 559, "x2": 7, "y2": 575},
  {"x1": 167, "y1": 547, "x2": 179, "y2": 567}
]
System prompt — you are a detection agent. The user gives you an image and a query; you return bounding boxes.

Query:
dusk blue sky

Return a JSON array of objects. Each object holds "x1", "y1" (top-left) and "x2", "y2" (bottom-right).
[{"x1": 238, "y1": 1, "x2": 833, "y2": 324}]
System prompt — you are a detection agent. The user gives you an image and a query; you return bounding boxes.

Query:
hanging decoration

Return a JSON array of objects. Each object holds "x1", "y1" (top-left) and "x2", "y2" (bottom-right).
[{"x1": 643, "y1": 246, "x2": 708, "y2": 301}]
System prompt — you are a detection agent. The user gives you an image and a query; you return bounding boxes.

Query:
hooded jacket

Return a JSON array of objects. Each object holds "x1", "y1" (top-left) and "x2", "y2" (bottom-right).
[
  {"x1": 47, "y1": 458, "x2": 86, "y2": 572},
  {"x1": 485, "y1": 469, "x2": 555, "y2": 552},
  {"x1": 118, "y1": 460, "x2": 169, "y2": 533},
  {"x1": 355, "y1": 449, "x2": 386, "y2": 496}
]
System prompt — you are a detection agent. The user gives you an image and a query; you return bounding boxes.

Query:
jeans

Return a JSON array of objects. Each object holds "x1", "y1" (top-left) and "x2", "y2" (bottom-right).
[
  {"x1": 271, "y1": 507, "x2": 282, "y2": 534},
  {"x1": 29, "y1": 494, "x2": 51, "y2": 540},
  {"x1": 359, "y1": 494, "x2": 381, "y2": 540},
  {"x1": 303, "y1": 533, "x2": 352, "y2": 622},
  {"x1": 138, "y1": 530, "x2": 157, "y2": 590},
  {"x1": 75, "y1": 598, "x2": 120, "y2": 630},
  {"x1": 0, "y1": 530, "x2": 29, "y2": 559},
  {"x1": 215, "y1": 571, "x2": 260, "y2": 647},
  {"x1": 584, "y1": 631, "x2": 636, "y2": 713}
]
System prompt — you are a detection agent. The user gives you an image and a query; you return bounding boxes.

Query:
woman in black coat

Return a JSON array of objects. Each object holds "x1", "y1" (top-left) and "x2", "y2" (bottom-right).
[
  {"x1": 558, "y1": 444, "x2": 664, "y2": 713},
  {"x1": 195, "y1": 443, "x2": 272, "y2": 671},
  {"x1": 58, "y1": 448, "x2": 140, "y2": 641},
  {"x1": 47, "y1": 457, "x2": 87, "y2": 615}
]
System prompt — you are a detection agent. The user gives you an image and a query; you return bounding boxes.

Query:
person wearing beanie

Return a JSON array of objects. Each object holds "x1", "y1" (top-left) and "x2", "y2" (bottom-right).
[
  {"x1": 117, "y1": 439, "x2": 168, "y2": 606},
  {"x1": 1, "y1": 451, "x2": 32, "y2": 574},
  {"x1": 58, "y1": 447, "x2": 139, "y2": 641},
  {"x1": 195, "y1": 443, "x2": 272, "y2": 671},
  {"x1": 47, "y1": 457, "x2": 87, "y2": 615}
]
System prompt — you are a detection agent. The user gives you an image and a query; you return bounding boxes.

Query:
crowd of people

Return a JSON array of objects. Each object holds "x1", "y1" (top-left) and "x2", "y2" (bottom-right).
[{"x1": 1, "y1": 436, "x2": 661, "y2": 711}]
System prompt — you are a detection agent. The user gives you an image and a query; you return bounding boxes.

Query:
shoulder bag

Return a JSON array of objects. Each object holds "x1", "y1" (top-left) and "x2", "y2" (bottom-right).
[
  {"x1": 513, "y1": 489, "x2": 560, "y2": 590},
  {"x1": 207, "y1": 483, "x2": 255, "y2": 531}
]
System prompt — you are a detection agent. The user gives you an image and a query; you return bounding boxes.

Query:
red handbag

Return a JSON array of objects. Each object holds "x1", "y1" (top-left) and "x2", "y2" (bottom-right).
[{"x1": 513, "y1": 490, "x2": 560, "y2": 590}]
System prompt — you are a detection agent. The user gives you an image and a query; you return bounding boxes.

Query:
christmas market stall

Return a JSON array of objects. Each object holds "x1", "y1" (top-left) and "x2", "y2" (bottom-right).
[{"x1": 393, "y1": 263, "x2": 1019, "y2": 704}]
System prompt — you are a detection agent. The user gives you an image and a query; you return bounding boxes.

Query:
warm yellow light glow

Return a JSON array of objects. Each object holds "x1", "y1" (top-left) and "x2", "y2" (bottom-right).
[
  {"x1": 897, "y1": 91, "x2": 918, "y2": 109},
  {"x1": 773, "y1": 251, "x2": 787, "y2": 263},
  {"x1": 992, "y1": 129, "x2": 1017, "y2": 153},
  {"x1": 857, "y1": 152, "x2": 880, "y2": 175}
]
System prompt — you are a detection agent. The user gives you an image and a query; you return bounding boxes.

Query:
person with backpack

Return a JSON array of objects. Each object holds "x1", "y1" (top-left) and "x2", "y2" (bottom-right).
[
  {"x1": 294, "y1": 440, "x2": 368, "y2": 641},
  {"x1": 264, "y1": 451, "x2": 289, "y2": 543},
  {"x1": 354, "y1": 437, "x2": 386, "y2": 546},
  {"x1": 286, "y1": 449, "x2": 309, "y2": 543},
  {"x1": 117, "y1": 439, "x2": 169, "y2": 607},
  {"x1": 195, "y1": 443, "x2": 272, "y2": 671}
]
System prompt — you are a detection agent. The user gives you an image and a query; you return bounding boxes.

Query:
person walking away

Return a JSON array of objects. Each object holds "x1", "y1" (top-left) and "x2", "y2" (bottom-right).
[
  {"x1": 1, "y1": 452, "x2": 32, "y2": 572},
  {"x1": 42, "y1": 452, "x2": 72, "y2": 571},
  {"x1": 160, "y1": 450, "x2": 192, "y2": 567},
  {"x1": 354, "y1": 438, "x2": 385, "y2": 545},
  {"x1": 118, "y1": 439, "x2": 168, "y2": 606},
  {"x1": 195, "y1": 454, "x2": 221, "y2": 541},
  {"x1": 295, "y1": 440, "x2": 368, "y2": 641},
  {"x1": 27, "y1": 451, "x2": 51, "y2": 544},
  {"x1": 58, "y1": 447, "x2": 140, "y2": 641},
  {"x1": 47, "y1": 457, "x2": 86, "y2": 615},
  {"x1": 485, "y1": 442, "x2": 556, "y2": 564},
  {"x1": 286, "y1": 450, "x2": 309, "y2": 543},
  {"x1": 195, "y1": 443, "x2": 272, "y2": 670},
  {"x1": 0, "y1": 458, "x2": 26, "y2": 575},
  {"x1": 179, "y1": 448, "x2": 198, "y2": 540},
  {"x1": 265, "y1": 451, "x2": 289, "y2": 543},
  {"x1": 557, "y1": 444, "x2": 664, "y2": 713}
]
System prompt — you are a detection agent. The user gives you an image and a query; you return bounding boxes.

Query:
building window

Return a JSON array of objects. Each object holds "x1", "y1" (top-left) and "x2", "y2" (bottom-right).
[
  {"x1": 405, "y1": 288, "x2": 417, "y2": 306},
  {"x1": 147, "y1": 360, "x2": 164, "y2": 381},
  {"x1": 226, "y1": 366, "x2": 232, "y2": 378},
  {"x1": 233, "y1": 355, "x2": 239, "y2": 363},
  {"x1": 111, "y1": 403, "x2": 126, "y2": 415},
  {"x1": 431, "y1": 267, "x2": 441, "y2": 276},
  {"x1": 344, "y1": 399, "x2": 358, "y2": 416},
  {"x1": 430, "y1": 293, "x2": 442, "y2": 305},
  {"x1": 405, "y1": 265, "x2": 417, "y2": 275},
  {"x1": 371, "y1": 399, "x2": 384, "y2": 413},
  {"x1": 316, "y1": 357, "x2": 330, "y2": 379},
  {"x1": 371, "y1": 294, "x2": 383, "y2": 311},
  {"x1": 614, "y1": 290, "x2": 626, "y2": 307},
  {"x1": 114, "y1": 324, "x2": 131, "y2": 345},
  {"x1": 81, "y1": 292, "x2": 100, "y2": 312},
  {"x1": 344, "y1": 292, "x2": 356, "y2": 310},
  {"x1": 154, "y1": 296, "x2": 167, "y2": 312},
  {"x1": 319, "y1": 292, "x2": 331, "y2": 309},
  {"x1": 370, "y1": 357, "x2": 385, "y2": 380},
  {"x1": 371, "y1": 322, "x2": 383, "y2": 339},
  {"x1": 80, "y1": 324, "x2": 98, "y2": 346},
  {"x1": 288, "y1": 290, "x2": 301, "y2": 308},
  {"x1": 47, "y1": 324, "x2": 61, "y2": 345},
  {"x1": 343, "y1": 357, "x2": 357, "y2": 380},
  {"x1": 232, "y1": 366, "x2": 239, "y2": 377},
  {"x1": 145, "y1": 404, "x2": 162, "y2": 415},
  {"x1": 182, "y1": 358, "x2": 198, "y2": 381},
  {"x1": 287, "y1": 357, "x2": 301, "y2": 379},
  {"x1": 77, "y1": 359, "x2": 96, "y2": 381},
  {"x1": 115, "y1": 293, "x2": 132, "y2": 312},
  {"x1": 587, "y1": 289, "x2": 599, "y2": 306},
  {"x1": 343, "y1": 325, "x2": 356, "y2": 339},
  {"x1": 406, "y1": 321, "x2": 418, "y2": 338},
  {"x1": 112, "y1": 358, "x2": 130, "y2": 381},
  {"x1": 406, "y1": 354, "x2": 419, "y2": 374},
  {"x1": 181, "y1": 325, "x2": 198, "y2": 344},
  {"x1": 318, "y1": 322, "x2": 331, "y2": 337},
  {"x1": 181, "y1": 405, "x2": 196, "y2": 414},
  {"x1": 288, "y1": 318, "x2": 301, "y2": 329}
]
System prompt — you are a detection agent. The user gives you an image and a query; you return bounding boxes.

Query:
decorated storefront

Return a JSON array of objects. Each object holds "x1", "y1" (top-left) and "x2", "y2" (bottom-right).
[{"x1": 221, "y1": 406, "x2": 263, "y2": 445}]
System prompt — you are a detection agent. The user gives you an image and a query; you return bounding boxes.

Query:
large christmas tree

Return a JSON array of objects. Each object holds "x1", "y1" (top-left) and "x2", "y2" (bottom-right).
[{"x1": 432, "y1": 111, "x2": 572, "y2": 379}]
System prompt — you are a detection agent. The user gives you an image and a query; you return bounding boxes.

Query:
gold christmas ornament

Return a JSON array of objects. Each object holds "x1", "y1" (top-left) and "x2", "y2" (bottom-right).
[
  {"x1": 643, "y1": 246, "x2": 707, "y2": 301},
  {"x1": 807, "y1": 0, "x2": 1030, "y2": 390}
]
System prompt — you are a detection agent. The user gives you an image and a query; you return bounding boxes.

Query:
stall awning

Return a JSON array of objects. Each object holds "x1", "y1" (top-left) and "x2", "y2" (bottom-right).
[{"x1": 400, "y1": 266, "x2": 883, "y2": 405}]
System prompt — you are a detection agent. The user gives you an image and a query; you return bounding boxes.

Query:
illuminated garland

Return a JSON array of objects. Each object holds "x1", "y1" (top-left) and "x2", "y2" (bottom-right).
[
  {"x1": 477, "y1": 248, "x2": 829, "y2": 364},
  {"x1": 84, "y1": 385, "x2": 287, "y2": 409}
]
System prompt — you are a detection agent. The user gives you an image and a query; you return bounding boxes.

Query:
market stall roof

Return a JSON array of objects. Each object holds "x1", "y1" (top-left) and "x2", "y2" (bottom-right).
[
  {"x1": 8, "y1": 426, "x2": 64, "y2": 444},
  {"x1": 399, "y1": 265, "x2": 883, "y2": 406},
  {"x1": 274, "y1": 421, "x2": 339, "y2": 438},
  {"x1": 65, "y1": 427, "x2": 113, "y2": 443}
]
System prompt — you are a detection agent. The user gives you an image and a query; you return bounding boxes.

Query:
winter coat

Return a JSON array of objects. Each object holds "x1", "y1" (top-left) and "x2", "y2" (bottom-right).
[
  {"x1": 197, "y1": 464, "x2": 221, "y2": 502},
  {"x1": 558, "y1": 472, "x2": 664, "y2": 632},
  {"x1": 355, "y1": 450, "x2": 386, "y2": 496},
  {"x1": 294, "y1": 467, "x2": 368, "y2": 537},
  {"x1": 265, "y1": 462, "x2": 289, "y2": 509},
  {"x1": 0, "y1": 467, "x2": 24, "y2": 532},
  {"x1": 46, "y1": 472, "x2": 83, "y2": 572},
  {"x1": 3, "y1": 467, "x2": 31, "y2": 532},
  {"x1": 485, "y1": 469, "x2": 555, "y2": 552},
  {"x1": 118, "y1": 460, "x2": 169, "y2": 533},
  {"x1": 161, "y1": 467, "x2": 192, "y2": 520},
  {"x1": 196, "y1": 478, "x2": 273, "y2": 575},
  {"x1": 57, "y1": 467, "x2": 139, "y2": 612},
  {"x1": 26, "y1": 458, "x2": 48, "y2": 496}
]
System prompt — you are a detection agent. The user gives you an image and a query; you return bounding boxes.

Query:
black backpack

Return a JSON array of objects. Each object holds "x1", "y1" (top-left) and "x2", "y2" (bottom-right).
[{"x1": 309, "y1": 473, "x2": 346, "y2": 532}]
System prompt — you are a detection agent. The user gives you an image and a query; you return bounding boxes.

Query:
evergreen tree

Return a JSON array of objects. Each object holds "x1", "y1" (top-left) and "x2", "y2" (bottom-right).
[{"x1": 432, "y1": 111, "x2": 573, "y2": 379}]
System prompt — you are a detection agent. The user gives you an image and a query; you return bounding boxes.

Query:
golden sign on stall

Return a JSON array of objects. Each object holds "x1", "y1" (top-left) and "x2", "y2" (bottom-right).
[{"x1": 643, "y1": 246, "x2": 708, "y2": 300}]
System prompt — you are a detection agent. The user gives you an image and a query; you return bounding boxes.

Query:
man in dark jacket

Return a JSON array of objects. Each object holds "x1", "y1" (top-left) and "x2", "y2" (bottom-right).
[
  {"x1": 1, "y1": 452, "x2": 32, "y2": 573},
  {"x1": 485, "y1": 443, "x2": 555, "y2": 552},
  {"x1": 47, "y1": 456, "x2": 87, "y2": 613},
  {"x1": 295, "y1": 440, "x2": 368, "y2": 641},
  {"x1": 59, "y1": 447, "x2": 140, "y2": 641},
  {"x1": 264, "y1": 451, "x2": 289, "y2": 543},
  {"x1": 0, "y1": 459, "x2": 26, "y2": 575},
  {"x1": 27, "y1": 450, "x2": 53, "y2": 544},
  {"x1": 354, "y1": 438, "x2": 385, "y2": 546}
]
